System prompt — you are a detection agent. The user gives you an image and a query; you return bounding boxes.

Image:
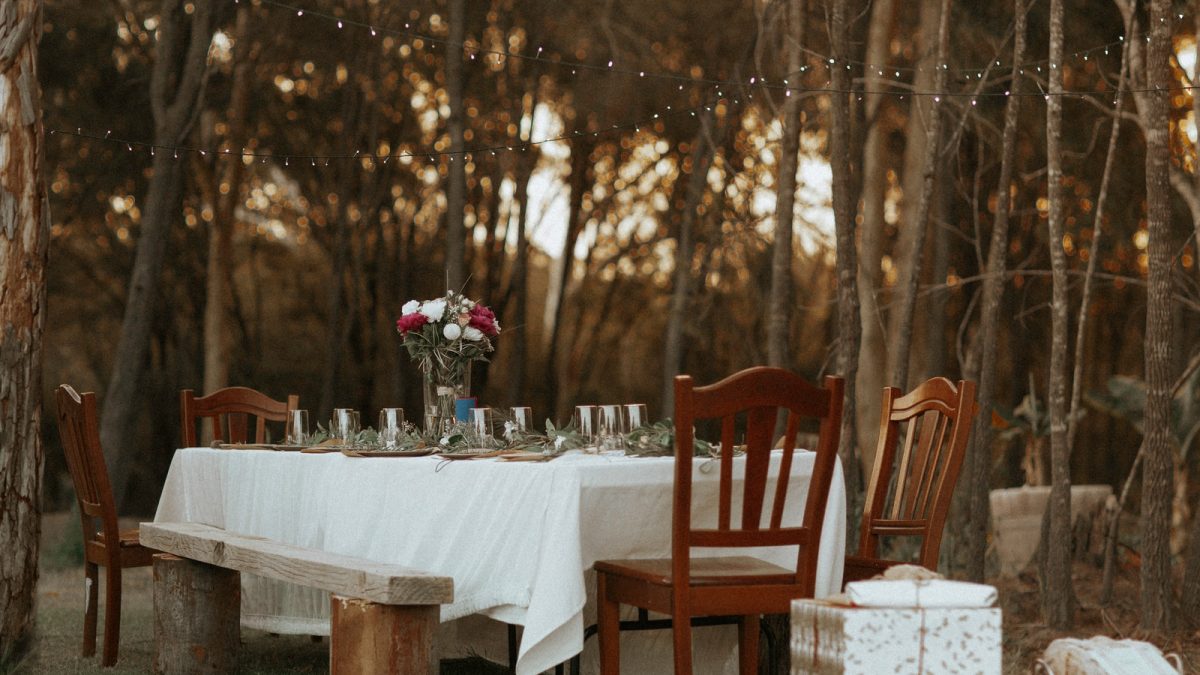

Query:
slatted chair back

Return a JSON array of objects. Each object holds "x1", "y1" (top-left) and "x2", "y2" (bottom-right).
[
  {"x1": 858, "y1": 377, "x2": 977, "y2": 568},
  {"x1": 672, "y1": 367, "x2": 844, "y2": 599},
  {"x1": 179, "y1": 386, "x2": 298, "y2": 447},
  {"x1": 55, "y1": 385, "x2": 120, "y2": 547}
]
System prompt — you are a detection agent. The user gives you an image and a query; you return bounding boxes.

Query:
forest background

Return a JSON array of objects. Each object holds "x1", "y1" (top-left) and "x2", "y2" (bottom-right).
[{"x1": 4, "y1": 0, "x2": 1200, "y2": 664}]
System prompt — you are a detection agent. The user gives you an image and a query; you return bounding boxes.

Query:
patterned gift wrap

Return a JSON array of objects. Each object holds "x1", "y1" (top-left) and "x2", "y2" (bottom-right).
[{"x1": 791, "y1": 599, "x2": 1001, "y2": 675}]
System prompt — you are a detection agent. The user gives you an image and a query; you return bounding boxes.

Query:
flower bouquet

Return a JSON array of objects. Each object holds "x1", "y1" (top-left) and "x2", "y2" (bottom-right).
[{"x1": 396, "y1": 290, "x2": 500, "y2": 432}]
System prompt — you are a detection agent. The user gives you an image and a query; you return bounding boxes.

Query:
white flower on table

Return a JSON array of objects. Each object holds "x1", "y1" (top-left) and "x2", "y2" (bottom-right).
[
  {"x1": 462, "y1": 326, "x2": 484, "y2": 342},
  {"x1": 443, "y1": 323, "x2": 462, "y2": 340},
  {"x1": 421, "y1": 299, "x2": 447, "y2": 321},
  {"x1": 401, "y1": 300, "x2": 420, "y2": 315}
]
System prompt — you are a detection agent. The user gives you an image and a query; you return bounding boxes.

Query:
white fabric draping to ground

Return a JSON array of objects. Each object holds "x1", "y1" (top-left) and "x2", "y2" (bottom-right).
[{"x1": 155, "y1": 448, "x2": 845, "y2": 675}]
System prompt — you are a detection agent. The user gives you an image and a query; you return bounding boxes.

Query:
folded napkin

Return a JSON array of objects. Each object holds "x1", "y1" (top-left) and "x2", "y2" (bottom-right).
[{"x1": 846, "y1": 579, "x2": 997, "y2": 608}]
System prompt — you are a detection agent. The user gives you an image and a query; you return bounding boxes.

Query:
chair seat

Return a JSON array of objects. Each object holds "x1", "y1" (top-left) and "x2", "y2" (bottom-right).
[
  {"x1": 842, "y1": 554, "x2": 900, "y2": 584},
  {"x1": 595, "y1": 556, "x2": 796, "y2": 587}
]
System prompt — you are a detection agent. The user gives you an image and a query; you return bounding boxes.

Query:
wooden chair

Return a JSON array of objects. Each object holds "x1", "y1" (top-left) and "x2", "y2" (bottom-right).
[
  {"x1": 179, "y1": 386, "x2": 298, "y2": 446},
  {"x1": 843, "y1": 377, "x2": 977, "y2": 584},
  {"x1": 54, "y1": 384, "x2": 157, "y2": 667},
  {"x1": 594, "y1": 367, "x2": 844, "y2": 675}
]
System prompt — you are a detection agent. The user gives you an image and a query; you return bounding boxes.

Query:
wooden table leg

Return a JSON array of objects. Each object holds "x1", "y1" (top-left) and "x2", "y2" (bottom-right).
[
  {"x1": 152, "y1": 553, "x2": 240, "y2": 674},
  {"x1": 329, "y1": 595, "x2": 437, "y2": 675}
]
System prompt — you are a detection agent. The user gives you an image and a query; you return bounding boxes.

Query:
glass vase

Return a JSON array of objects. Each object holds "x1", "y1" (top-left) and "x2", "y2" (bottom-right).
[{"x1": 421, "y1": 360, "x2": 472, "y2": 435}]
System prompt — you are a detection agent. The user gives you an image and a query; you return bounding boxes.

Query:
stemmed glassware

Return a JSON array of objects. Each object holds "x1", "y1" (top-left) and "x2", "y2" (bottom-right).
[{"x1": 378, "y1": 408, "x2": 405, "y2": 449}]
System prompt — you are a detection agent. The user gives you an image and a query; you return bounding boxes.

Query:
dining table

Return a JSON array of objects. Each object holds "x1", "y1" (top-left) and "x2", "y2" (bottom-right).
[{"x1": 154, "y1": 446, "x2": 846, "y2": 674}]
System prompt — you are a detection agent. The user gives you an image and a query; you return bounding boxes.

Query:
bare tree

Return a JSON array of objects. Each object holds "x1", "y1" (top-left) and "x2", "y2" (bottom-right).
[
  {"x1": 856, "y1": 0, "x2": 896, "y2": 478},
  {"x1": 444, "y1": 0, "x2": 466, "y2": 291},
  {"x1": 829, "y1": 0, "x2": 860, "y2": 509},
  {"x1": 888, "y1": 0, "x2": 950, "y2": 391},
  {"x1": 959, "y1": 0, "x2": 1028, "y2": 583},
  {"x1": 1140, "y1": 0, "x2": 1176, "y2": 631},
  {"x1": 203, "y1": 1, "x2": 254, "y2": 394},
  {"x1": 662, "y1": 111, "x2": 716, "y2": 416},
  {"x1": 100, "y1": 0, "x2": 217, "y2": 506},
  {"x1": 767, "y1": 0, "x2": 806, "y2": 370},
  {"x1": 1040, "y1": 0, "x2": 1076, "y2": 629},
  {"x1": 0, "y1": 0, "x2": 46, "y2": 664}
]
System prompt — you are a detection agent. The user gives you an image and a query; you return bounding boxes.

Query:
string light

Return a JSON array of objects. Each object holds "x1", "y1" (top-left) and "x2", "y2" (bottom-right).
[{"x1": 252, "y1": 0, "x2": 1132, "y2": 96}]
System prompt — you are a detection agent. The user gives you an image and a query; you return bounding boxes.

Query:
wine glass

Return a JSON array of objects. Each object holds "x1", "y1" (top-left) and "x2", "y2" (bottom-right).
[
  {"x1": 573, "y1": 405, "x2": 597, "y2": 447},
  {"x1": 623, "y1": 404, "x2": 649, "y2": 431},
  {"x1": 597, "y1": 404, "x2": 625, "y2": 454},
  {"x1": 378, "y1": 408, "x2": 405, "y2": 449},
  {"x1": 284, "y1": 409, "x2": 309, "y2": 446},
  {"x1": 331, "y1": 408, "x2": 360, "y2": 445}
]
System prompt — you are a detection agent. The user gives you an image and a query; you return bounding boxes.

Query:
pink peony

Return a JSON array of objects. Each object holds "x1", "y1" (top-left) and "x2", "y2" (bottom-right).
[
  {"x1": 395, "y1": 312, "x2": 428, "y2": 335},
  {"x1": 468, "y1": 305, "x2": 500, "y2": 337}
]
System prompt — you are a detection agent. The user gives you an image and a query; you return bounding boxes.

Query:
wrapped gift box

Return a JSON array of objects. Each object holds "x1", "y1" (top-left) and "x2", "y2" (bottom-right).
[{"x1": 791, "y1": 599, "x2": 1001, "y2": 674}]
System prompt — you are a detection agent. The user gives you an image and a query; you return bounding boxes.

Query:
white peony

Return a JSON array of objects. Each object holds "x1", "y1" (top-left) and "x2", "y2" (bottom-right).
[
  {"x1": 420, "y1": 299, "x2": 447, "y2": 322},
  {"x1": 443, "y1": 323, "x2": 462, "y2": 340},
  {"x1": 462, "y1": 326, "x2": 484, "y2": 342},
  {"x1": 401, "y1": 300, "x2": 420, "y2": 315}
]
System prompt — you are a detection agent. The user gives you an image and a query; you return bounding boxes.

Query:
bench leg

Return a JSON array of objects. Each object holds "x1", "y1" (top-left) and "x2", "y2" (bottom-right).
[
  {"x1": 152, "y1": 553, "x2": 240, "y2": 674},
  {"x1": 330, "y1": 594, "x2": 437, "y2": 675}
]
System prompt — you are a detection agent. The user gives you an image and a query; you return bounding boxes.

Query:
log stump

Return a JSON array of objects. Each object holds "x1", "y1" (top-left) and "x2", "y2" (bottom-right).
[
  {"x1": 152, "y1": 553, "x2": 240, "y2": 674},
  {"x1": 330, "y1": 594, "x2": 437, "y2": 675}
]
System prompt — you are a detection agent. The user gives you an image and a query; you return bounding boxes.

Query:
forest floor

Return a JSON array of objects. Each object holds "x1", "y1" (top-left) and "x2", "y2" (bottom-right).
[{"x1": 10, "y1": 512, "x2": 1199, "y2": 673}]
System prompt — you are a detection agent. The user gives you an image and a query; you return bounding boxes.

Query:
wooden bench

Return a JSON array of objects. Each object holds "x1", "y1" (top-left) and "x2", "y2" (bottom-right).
[{"x1": 140, "y1": 522, "x2": 453, "y2": 675}]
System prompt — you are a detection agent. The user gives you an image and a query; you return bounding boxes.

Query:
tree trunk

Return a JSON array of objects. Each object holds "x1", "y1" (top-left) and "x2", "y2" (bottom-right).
[
  {"x1": 887, "y1": 0, "x2": 949, "y2": 391},
  {"x1": 662, "y1": 111, "x2": 715, "y2": 417},
  {"x1": 767, "y1": 0, "x2": 806, "y2": 370},
  {"x1": 203, "y1": 2, "x2": 253, "y2": 395},
  {"x1": 855, "y1": 0, "x2": 896, "y2": 479},
  {"x1": 100, "y1": 0, "x2": 217, "y2": 508},
  {"x1": 1040, "y1": 0, "x2": 1076, "y2": 629},
  {"x1": 545, "y1": 134, "x2": 594, "y2": 420},
  {"x1": 0, "y1": 0, "x2": 47, "y2": 664},
  {"x1": 443, "y1": 0, "x2": 466, "y2": 292},
  {"x1": 1140, "y1": 0, "x2": 1176, "y2": 632},
  {"x1": 504, "y1": 80, "x2": 540, "y2": 407},
  {"x1": 956, "y1": 0, "x2": 1026, "y2": 583},
  {"x1": 830, "y1": 0, "x2": 861, "y2": 520}
]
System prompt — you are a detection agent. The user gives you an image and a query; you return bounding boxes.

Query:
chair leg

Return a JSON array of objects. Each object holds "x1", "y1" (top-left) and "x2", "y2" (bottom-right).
[
  {"x1": 83, "y1": 562, "x2": 98, "y2": 657},
  {"x1": 672, "y1": 612, "x2": 693, "y2": 675},
  {"x1": 597, "y1": 573, "x2": 620, "y2": 675},
  {"x1": 738, "y1": 615, "x2": 760, "y2": 675},
  {"x1": 100, "y1": 563, "x2": 121, "y2": 667}
]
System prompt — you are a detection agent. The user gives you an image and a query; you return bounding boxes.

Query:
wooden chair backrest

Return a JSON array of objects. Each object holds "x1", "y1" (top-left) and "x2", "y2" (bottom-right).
[
  {"x1": 859, "y1": 377, "x2": 977, "y2": 568},
  {"x1": 55, "y1": 384, "x2": 119, "y2": 543},
  {"x1": 179, "y1": 386, "x2": 298, "y2": 447},
  {"x1": 672, "y1": 367, "x2": 844, "y2": 598}
]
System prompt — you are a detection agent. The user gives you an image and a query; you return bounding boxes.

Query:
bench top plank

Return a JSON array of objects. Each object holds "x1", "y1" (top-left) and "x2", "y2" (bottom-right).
[{"x1": 141, "y1": 522, "x2": 453, "y2": 606}]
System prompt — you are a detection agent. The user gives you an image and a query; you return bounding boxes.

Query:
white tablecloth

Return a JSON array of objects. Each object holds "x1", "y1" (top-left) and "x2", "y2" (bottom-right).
[{"x1": 155, "y1": 448, "x2": 845, "y2": 674}]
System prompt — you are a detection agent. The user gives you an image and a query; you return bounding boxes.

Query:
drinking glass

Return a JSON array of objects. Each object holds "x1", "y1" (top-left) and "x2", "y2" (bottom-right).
[
  {"x1": 469, "y1": 407, "x2": 494, "y2": 446},
  {"x1": 597, "y1": 404, "x2": 625, "y2": 454},
  {"x1": 378, "y1": 408, "x2": 405, "y2": 449},
  {"x1": 284, "y1": 409, "x2": 309, "y2": 446},
  {"x1": 573, "y1": 405, "x2": 597, "y2": 446},
  {"x1": 331, "y1": 408, "x2": 360, "y2": 444},
  {"x1": 511, "y1": 406, "x2": 533, "y2": 433},
  {"x1": 623, "y1": 403, "x2": 649, "y2": 431}
]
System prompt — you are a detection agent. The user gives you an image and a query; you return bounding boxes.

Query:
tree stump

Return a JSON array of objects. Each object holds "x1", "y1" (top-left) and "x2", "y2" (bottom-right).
[
  {"x1": 152, "y1": 554, "x2": 239, "y2": 674},
  {"x1": 330, "y1": 595, "x2": 436, "y2": 675}
]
